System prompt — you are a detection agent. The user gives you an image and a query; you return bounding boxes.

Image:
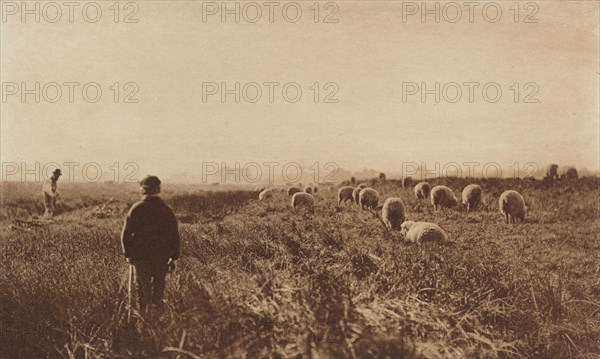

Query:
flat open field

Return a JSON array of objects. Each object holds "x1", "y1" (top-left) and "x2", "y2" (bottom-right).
[{"x1": 1, "y1": 178, "x2": 599, "y2": 358}]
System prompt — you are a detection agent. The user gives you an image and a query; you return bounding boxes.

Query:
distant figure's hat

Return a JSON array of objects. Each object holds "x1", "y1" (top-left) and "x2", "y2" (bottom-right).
[
  {"x1": 53, "y1": 168, "x2": 62, "y2": 176},
  {"x1": 140, "y1": 175, "x2": 161, "y2": 188}
]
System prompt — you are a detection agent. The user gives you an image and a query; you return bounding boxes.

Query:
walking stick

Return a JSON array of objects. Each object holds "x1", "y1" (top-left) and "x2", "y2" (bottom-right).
[{"x1": 127, "y1": 263, "x2": 133, "y2": 323}]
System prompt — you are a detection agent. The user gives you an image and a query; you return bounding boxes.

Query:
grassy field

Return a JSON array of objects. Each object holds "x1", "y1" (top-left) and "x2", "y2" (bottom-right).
[{"x1": 1, "y1": 178, "x2": 599, "y2": 358}]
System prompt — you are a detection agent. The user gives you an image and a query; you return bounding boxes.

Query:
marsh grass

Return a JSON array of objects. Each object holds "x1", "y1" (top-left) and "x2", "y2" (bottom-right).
[{"x1": 1, "y1": 178, "x2": 598, "y2": 358}]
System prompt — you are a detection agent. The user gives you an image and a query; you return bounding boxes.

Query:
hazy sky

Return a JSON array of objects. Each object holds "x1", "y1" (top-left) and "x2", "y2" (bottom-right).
[{"x1": 1, "y1": 1, "x2": 598, "y2": 182}]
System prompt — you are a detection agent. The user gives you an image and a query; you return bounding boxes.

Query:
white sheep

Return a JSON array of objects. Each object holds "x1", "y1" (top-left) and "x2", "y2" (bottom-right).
[
  {"x1": 352, "y1": 187, "x2": 362, "y2": 204},
  {"x1": 291, "y1": 192, "x2": 314, "y2": 209},
  {"x1": 499, "y1": 190, "x2": 526, "y2": 224},
  {"x1": 337, "y1": 186, "x2": 355, "y2": 205},
  {"x1": 414, "y1": 182, "x2": 431, "y2": 200},
  {"x1": 359, "y1": 188, "x2": 379, "y2": 209},
  {"x1": 544, "y1": 164, "x2": 559, "y2": 180},
  {"x1": 258, "y1": 188, "x2": 273, "y2": 201},
  {"x1": 352, "y1": 183, "x2": 367, "y2": 204},
  {"x1": 287, "y1": 186, "x2": 302, "y2": 197},
  {"x1": 304, "y1": 186, "x2": 314, "y2": 194},
  {"x1": 430, "y1": 185, "x2": 458, "y2": 210},
  {"x1": 381, "y1": 198, "x2": 406, "y2": 230},
  {"x1": 400, "y1": 221, "x2": 448, "y2": 243},
  {"x1": 558, "y1": 166, "x2": 578, "y2": 180},
  {"x1": 461, "y1": 184, "x2": 483, "y2": 212}
]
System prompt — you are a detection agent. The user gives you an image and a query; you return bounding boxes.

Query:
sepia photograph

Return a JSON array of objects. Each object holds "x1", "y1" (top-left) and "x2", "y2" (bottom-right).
[{"x1": 1, "y1": 1, "x2": 599, "y2": 358}]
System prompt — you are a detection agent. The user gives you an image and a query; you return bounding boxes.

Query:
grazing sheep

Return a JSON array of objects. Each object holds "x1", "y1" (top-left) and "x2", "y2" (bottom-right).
[
  {"x1": 381, "y1": 198, "x2": 406, "y2": 230},
  {"x1": 258, "y1": 188, "x2": 273, "y2": 201},
  {"x1": 291, "y1": 192, "x2": 314, "y2": 209},
  {"x1": 353, "y1": 183, "x2": 368, "y2": 202},
  {"x1": 287, "y1": 186, "x2": 302, "y2": 197},
  {"x1": 461, "y1": 184, "x2": 483, "y2": 212},
  {"x1": 256, "y1": 186, "x2": 267, "y2": 192},
  {"x1": 544, "y1": 164, "x2": 559, "y2": 180},
  {"x1": 304, "y1": 186, "x2": 314, "y2": 194},
  {"x1": 352, "y1": 187, "x2": 362, "y2": 204},
  {"x1": 558, "y1": 166, "x2": 578, "y2": 180},
  {"x1": 414, "y1": 182, "x2": 431, "y2": 200},
  {"x1": 430, "y1": 185, "x2": 458, "y2": 210},
  {"x1": 400, "y1": 221, "x2": 448, "y2": 243},
  {"x1": 499, "y1": 190, "x2": 526, "y2": 224},
  {"x1": 402, "y1": 177, "x2": 413, "y2": 189},
  {"x1": 359, "y1": 188, "x2": 380, "y2": 209},
  {"x1": 337, "y1": 186, "x2": 355, "y2": 205}
]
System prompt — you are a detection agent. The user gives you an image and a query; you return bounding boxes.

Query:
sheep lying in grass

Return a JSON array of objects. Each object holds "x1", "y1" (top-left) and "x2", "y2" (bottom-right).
[
  {"x1": 381, "y1": 198, "x2": 406, "y2": 230},
  {"x1": 400, "y1": 221, "x2": 448, "y2": 243},
  {"x1": 414, "y1": 182, "x2": 431, "y2": 200},
  {"x1": 337, "y1": 186, "x2": 355, "y2": 205},
  {"x1": 258, "y1": 188, "x2": 273, "y2": 201},
  {"x1": 499, "y1": 190, "x2": 526, "y2": 224},
  {"x1": 462, "y1": 184, "x2": 482, "y2": 212},
  {"x1": 291, "y1": 192, "x2": 314, "y2": 209},
  {"x1": 287, "y1": 186, "x2": 302, "y2": 197},
  {"x1": 359, "y1": 188, "x2": 379, "y2": 209},
  {"x1": 304, "y1": 186, "x2": 314, "y2": 195},
  {"x1": 558, "y1": 166, "x2": 578, "y2": 180},
  {"x1": 430, "y1": 185, "x2": 458, "y2": 210}
]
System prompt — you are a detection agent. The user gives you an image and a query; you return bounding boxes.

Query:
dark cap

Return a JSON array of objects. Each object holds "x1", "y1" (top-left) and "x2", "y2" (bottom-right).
[
  {"x1": 139, "y1": 175, "x2": 161, "y2": 188},
  {"x1": 53, "y1": 168, "x2": 62, "y2": 176}
]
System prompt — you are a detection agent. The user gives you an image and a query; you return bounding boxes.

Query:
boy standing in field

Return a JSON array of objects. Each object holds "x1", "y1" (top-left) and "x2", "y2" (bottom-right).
[
  {"x1": 42, "y1": 168, "x2": 62, "y2": 218},
  {"x1": 121, "y1": 175, "x2": 181, "y2": 315}
]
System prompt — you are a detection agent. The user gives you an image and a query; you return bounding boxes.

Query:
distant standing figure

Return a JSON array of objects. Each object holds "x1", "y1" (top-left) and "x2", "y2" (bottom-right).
[
  {"x1": 42, "y1": 168, "x2": 62, "y2": 218},
  {"x1": 121, "y1": 175, "x2": 181, "y2": 314},
  {"x1": 544, "y1": 164, "x2": 559, "y2": 180}
]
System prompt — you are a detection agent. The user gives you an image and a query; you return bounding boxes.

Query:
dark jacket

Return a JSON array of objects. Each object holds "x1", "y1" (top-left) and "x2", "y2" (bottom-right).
[{"x1": 121, "y1": 195, "x2": 180, "y2": 261}]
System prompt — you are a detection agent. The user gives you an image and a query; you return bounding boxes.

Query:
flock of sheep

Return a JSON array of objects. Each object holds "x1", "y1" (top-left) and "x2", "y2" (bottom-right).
[
  {"x1": 545, "y1": 164, "x2": 579, "y2": 181},
  {"x1": 255, "y1": 163, "x2": 578, "y2": 244}
]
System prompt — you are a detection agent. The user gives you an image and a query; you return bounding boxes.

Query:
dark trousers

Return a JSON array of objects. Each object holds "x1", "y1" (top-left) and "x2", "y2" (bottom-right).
[
  {"x1": 43, "y1": 193, "x2": 56, "y2": 217},
  {"x1": 133, "y1": 259, "x2": 169, "y2": 313}
]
